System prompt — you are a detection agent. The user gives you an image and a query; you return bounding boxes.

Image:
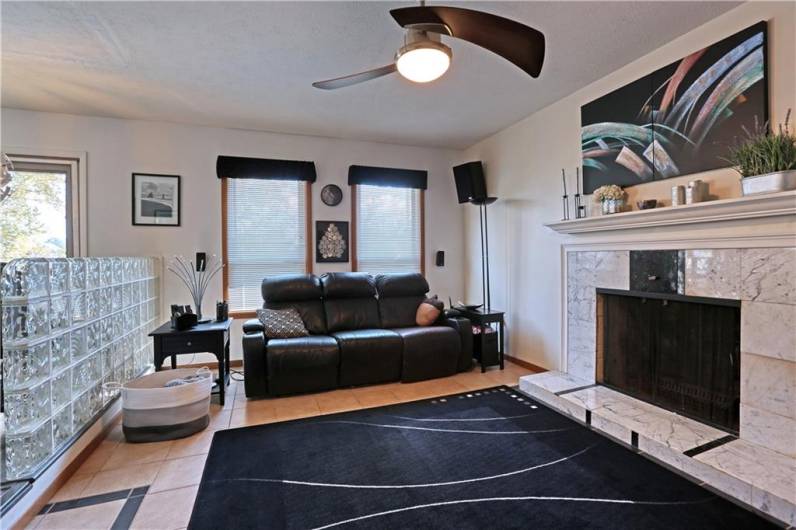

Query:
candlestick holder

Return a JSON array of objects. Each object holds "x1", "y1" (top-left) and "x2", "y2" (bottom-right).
[
  {"x1": 574, "y1": 167, "x2": 586, "y2": 219},
  {"x1": 562, "y1": 194, "x2": 570, "y2": 220}
]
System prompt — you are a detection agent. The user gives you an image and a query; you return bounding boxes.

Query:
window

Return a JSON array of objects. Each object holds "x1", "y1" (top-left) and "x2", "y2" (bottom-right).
[
  {"x1": 0, "y1": 157, "x2": 80, "y2": 262},
  {"x1": 222, "y1": 178, "x2": 310, "y2": 313},
  {"x1": 353, "y1": 184, "x2": 424, "y2": 274}
]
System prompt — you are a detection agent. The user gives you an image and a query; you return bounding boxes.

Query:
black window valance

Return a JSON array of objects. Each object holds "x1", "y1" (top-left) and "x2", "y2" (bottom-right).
[
  {"x1": 348, "y1": 165, "x2": 427, "y2": 190},
  {"x1": 217, "y1": 155, "x2": 316, "y2": 182}
]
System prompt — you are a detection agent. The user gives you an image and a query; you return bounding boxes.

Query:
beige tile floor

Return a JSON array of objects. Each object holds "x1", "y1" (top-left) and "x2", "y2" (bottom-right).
[{"x1": 27, "y1": 362, "x2": 536, "y2": 530}]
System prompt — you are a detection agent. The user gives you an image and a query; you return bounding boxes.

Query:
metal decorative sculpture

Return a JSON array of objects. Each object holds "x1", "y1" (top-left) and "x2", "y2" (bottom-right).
[{"x1": 167, "y1": 254, "x2": 223, "y2": 322}]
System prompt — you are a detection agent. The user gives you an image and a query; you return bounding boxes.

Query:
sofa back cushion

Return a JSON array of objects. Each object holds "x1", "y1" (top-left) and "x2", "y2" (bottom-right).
[
  {"x1": 261, "y1": 274, "x2": 327, "y2": 334},
  {"x1": 375, "y1": 273, "x2": 430, "y2": 328},
  {"x1": 321, "y1": 273, "x2": 380, "y2": 332}
]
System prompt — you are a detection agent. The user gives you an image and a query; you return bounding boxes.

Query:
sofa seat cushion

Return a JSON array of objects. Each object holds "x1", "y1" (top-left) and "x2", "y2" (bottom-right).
[
  {"x1": 332, "y1": 329, "x2": 403, "y2": 387},
  {"x1": 266, "y1": 336, "x2": 339, "y2": 396},
  {"x1": 392, "y1": 326, "x2": 460, "y2": 383}
]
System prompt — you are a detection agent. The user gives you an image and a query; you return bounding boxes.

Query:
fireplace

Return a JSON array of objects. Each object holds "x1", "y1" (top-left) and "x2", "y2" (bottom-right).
[{"x1": 596, "y1": 288, "x2": 741, "y2": 433}]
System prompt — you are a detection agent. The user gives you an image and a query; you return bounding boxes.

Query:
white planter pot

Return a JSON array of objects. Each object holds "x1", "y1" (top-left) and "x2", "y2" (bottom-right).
[{"x1": 741, "y1": 169, "x2": 796, "y2": 196}]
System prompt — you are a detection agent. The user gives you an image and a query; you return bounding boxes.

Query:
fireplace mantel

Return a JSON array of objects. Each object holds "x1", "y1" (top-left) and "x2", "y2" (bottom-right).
[{"x1": 545, "y1": 190, "x2": 796, "y2": 234}]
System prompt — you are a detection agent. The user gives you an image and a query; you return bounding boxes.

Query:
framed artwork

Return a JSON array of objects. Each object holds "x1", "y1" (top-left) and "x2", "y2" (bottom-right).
[
  {"x1": 132, "y1": 173, "x2": 181, "y2": 226},
  {"x1": 581, "y1": 22, "x2": 768, "y2": 193},
  {"x1": 316, "y1": 221, "x2": 348, "y2": 263}
]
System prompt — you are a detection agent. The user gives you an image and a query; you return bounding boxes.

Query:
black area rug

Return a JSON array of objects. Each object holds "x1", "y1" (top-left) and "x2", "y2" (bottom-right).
[{"x1": 189, "y1": 386, "x2": 775, "y2": 530}]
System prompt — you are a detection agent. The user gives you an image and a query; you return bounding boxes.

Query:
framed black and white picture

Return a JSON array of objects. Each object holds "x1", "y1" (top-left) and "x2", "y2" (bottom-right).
[
  {"x1": 132, "y1": 173, "x2": 181, "y2": 226},
  {"x1": 315, "y1": 221, "x2": 348, "y2": 263}
]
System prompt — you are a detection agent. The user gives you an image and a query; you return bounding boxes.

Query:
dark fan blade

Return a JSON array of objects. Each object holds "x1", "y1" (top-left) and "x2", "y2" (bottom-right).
[
  {"x1": 390, "y1": 6, "x2": 545, "y2": 78},
  {"x1": 312, "y1": 63, "x2": 397, "y2": 90}
]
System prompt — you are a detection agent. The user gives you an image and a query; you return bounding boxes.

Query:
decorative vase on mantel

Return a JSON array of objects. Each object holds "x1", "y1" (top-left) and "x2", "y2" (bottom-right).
[
  {"x1": 593, "y1": 184, "x2": 626, "y2": 215},
  {"x1": 601, "y1": 198, "x2": 625, "y2": 215}
]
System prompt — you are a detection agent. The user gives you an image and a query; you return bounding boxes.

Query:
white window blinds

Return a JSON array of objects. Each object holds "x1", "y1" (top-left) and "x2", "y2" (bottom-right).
[
  {"x1": 355, "y1": 184, "x2": 422, "y2": 274},
  {"x1": 225, "y1": 179, "x2": 306, "y2": 311}
]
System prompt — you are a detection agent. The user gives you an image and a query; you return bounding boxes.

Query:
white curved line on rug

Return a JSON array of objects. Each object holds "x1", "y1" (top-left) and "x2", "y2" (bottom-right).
[
  {"x1": 313, "y1": 420, "x2": 570, "y2": 435},
  {"x1": 389, "y1": 414, "x2": 535, "y2": 422},
  {"x1": 208, "y1": 444, "x2": 596, "y2": 490},
  {"x1": 311, "y1": 495, "x2": 716, "y2": 529}
]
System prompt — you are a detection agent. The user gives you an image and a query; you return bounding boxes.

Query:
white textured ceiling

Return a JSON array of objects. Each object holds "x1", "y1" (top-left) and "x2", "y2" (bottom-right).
[{"x1": 1, "y1": 1, "x2": 740, "y2": 149}]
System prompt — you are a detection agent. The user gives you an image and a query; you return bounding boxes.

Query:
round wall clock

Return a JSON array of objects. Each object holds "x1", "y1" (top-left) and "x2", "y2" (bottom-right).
[{"x1": 321, "y1": 184, "x2": 343, "y2": 206}]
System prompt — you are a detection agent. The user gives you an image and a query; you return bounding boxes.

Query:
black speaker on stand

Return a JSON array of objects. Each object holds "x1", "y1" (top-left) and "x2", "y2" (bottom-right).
[
  {"x1": 453, "y1": 161, "x2": 487, "y2": 204},
  {"x1": 453, "y1": 161, "x2": 496, "y2": 312}
]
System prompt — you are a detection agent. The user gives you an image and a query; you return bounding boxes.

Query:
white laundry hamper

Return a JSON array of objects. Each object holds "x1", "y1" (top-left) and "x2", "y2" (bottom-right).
[{"x1": 115, "y1": 368, "x2": 213, "y2": 442}]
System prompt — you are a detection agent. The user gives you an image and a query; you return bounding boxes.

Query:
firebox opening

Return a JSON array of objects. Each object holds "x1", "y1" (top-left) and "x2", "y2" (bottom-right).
[{"x1": 596, "y1": 288, "x2": 741, "y2": 433}]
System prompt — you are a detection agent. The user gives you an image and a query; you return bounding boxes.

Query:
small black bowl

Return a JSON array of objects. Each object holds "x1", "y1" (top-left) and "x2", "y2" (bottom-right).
[{"x1": 637, "y1": 199, "x2": 658, "y2": 210}]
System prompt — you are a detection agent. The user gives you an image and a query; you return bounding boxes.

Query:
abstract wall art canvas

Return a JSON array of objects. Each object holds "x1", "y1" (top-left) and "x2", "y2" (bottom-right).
[{"x1": 581, "y1": 22, "x2": 768, "y2": 194}]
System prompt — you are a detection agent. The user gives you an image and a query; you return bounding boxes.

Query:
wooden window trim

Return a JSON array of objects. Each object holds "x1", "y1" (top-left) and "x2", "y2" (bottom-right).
[
  {"x1": 351, "y1": 185, "x2": 357, "y2": 272},
  {"x1": 350, "y1": 184, "x2": 425, "y2": 275},
  {"x1": 305, "y1": 181, "x2": 313, "y2": 274},
  {"x1": 221, "y1": 179, "x2": 312, "y2": 319},
  {"x1": 420, "y1": 189, "x2": 426, "y2": 276}
]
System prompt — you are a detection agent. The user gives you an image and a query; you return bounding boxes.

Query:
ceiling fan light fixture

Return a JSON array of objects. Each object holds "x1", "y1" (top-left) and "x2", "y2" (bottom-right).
[{"x1": 395, "y1": 39, "x2": 452, "y2": 83}]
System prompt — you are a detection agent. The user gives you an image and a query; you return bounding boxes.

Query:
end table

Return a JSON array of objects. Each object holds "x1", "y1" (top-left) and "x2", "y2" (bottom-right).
[
  {"x1": 149, "y1": 318, "x2": 233, "y2": 405},
  {"x1": 456, "y1": 308, "x2": 505, "y2": 372}
]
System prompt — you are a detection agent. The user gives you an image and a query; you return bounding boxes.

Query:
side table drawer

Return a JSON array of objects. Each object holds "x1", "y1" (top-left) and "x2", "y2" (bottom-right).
[{"x1": 161, "y1": 334, "x2": 217, "y2": 353}]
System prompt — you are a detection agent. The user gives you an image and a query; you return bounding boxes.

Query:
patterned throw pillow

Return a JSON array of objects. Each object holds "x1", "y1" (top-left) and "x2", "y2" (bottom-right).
[
  {"x1": 256, "y1": 308, "x2": 309, "y2": 338},
  {"x1": 416, "y1": 295, "x2": 444, "y2": 326}
]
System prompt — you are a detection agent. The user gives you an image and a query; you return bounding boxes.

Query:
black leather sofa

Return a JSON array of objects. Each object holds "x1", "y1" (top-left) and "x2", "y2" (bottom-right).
[{"x1": 242, "y1": 272, "x2": 473, "y2": 397}]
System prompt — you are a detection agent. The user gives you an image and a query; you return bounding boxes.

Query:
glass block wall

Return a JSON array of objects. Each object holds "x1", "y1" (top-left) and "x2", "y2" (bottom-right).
[{"x1": 1, "y1": 257, "x2": 160, "y2": 481}]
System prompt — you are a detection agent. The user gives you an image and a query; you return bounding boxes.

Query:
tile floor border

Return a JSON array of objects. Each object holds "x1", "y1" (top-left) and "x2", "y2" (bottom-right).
[{"x1": 35, "y1": 486, "x2": 150, "y2": 530}]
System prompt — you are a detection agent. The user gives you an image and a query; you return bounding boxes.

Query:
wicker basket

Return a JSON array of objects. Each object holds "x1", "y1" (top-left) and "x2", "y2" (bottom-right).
[{"x1": 118, "y1": 368, "x2": 212, "y2": 442}]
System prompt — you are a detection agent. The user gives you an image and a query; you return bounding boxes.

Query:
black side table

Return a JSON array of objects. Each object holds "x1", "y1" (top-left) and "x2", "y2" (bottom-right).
[
  {"x1": 149, "y1": 318, "x2": 233, "y2": 405},
  {"x1": 457, "y1": 308, "x2": 505, "y2": 372}
]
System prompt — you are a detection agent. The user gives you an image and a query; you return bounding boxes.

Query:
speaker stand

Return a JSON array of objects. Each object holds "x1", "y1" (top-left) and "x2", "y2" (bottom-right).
[{"x1": 470, "y1": 197, "x2": 497, "y2": 312}]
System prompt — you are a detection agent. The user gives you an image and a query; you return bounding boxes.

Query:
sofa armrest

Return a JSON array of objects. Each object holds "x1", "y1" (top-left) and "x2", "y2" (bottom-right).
[
  {"x1": 242, "y1": 318, "x2": 264, "y2": 334},
  {"x1": 442, "y1": 316, "x2": 473, "y2": 371},
  {"x1": 242, "y1": 331, "x2": 269, "y2": 397}
]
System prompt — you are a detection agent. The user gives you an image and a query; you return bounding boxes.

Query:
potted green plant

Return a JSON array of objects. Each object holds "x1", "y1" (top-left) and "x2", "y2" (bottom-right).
[
  {"x1": 724, "y1": 110, "x2": 796, "y2": 196},
  {"x1": 593, "y1": 184, "x2": 625, "y2": 214}
]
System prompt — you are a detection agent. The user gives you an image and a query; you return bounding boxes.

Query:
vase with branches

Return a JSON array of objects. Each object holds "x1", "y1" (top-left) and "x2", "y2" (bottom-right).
[{"x1": 168, "y1": 254, "x2": 223, "y2": 321}]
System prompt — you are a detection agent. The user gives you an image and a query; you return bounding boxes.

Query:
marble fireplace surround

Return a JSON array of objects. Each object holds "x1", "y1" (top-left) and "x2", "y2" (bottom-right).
[{"x1": 521, "y1": 234, "x2": 796, "y2": 526}]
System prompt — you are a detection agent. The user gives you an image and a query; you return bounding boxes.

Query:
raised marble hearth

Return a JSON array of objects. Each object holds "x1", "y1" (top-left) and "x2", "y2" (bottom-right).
[
  {"x1": 566, "y1": 247, "x2": 796, "y2": 457},
  {"x1": 519, "y1": 372, "x2": 796, "y2": 526},
  {"x1": 548, "y1": 244, "x2": 796, "y2": 525}
]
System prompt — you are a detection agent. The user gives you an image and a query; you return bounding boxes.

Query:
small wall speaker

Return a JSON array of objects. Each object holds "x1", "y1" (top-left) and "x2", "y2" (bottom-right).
[
  {"x1": 435, "y1": 250, "x2": 445, "y2": 267},
  {"x1": 452, "y1": 161, "x2": 487, "y2": 204}
]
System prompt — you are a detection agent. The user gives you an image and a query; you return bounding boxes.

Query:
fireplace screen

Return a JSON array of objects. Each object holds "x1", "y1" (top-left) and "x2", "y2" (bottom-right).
[{"x1": 597, "y1": 289, "x2": 741, "y2": 433}]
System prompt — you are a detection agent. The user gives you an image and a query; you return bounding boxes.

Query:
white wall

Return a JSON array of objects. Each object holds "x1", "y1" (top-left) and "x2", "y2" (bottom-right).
[
  {"x1": 459, "y1": 2, "x2": 796, "y2": 370},
  {"x1": 1, "y1": 109, "x2": 465, "y2": 357}
]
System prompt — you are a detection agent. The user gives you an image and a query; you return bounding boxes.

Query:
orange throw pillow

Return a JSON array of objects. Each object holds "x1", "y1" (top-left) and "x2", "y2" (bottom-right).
[{"x1": 416, "y1": 295, "x2": 444, "y2": 326}]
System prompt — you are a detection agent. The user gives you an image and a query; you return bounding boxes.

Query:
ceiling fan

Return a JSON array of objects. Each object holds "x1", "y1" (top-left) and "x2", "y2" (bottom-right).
[{"x1": 312, "y1": 2, "x2": 545, "y2": 90}]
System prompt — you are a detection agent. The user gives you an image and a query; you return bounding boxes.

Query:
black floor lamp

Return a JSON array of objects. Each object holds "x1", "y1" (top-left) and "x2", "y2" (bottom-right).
[{"x1": 471, "y1": 196, "x2": 497, "y2": 312}]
